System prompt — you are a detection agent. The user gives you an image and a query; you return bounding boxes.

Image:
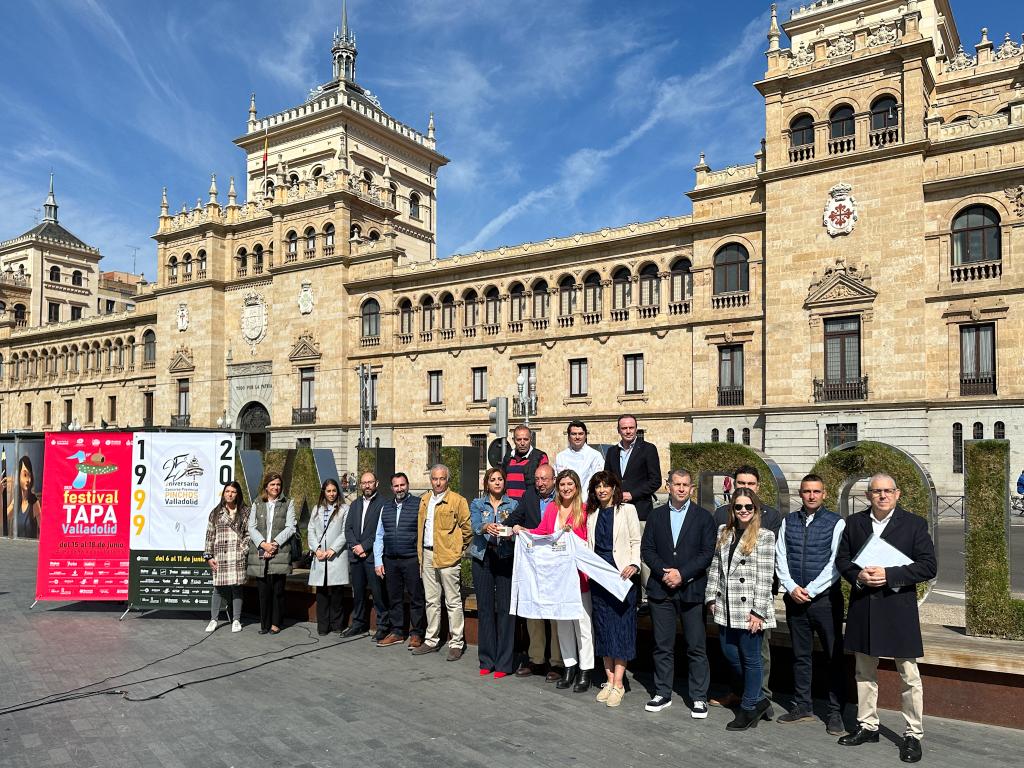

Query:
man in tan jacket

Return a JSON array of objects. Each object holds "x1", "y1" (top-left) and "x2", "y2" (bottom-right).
[{"x1": 412, "y1": 464, "x2": 472, "y2": 661}]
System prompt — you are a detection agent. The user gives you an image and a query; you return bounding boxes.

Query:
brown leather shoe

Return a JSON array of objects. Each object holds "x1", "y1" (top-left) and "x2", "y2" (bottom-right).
[
  {"x1": 710, "y1": 692, "x2": 741, "y2": 708},
  {"x1": 376, "y1": 633, "x2": 404, "y2": 647},
  {"x1": 410, "y1": 642, "x2": 440, "y2": 656},
  {"x1": 545, "y1": 666, "x2": 564, "y2": 683},
  {"x1": 407, "y1": 636, "x2": 423, "y2": 649},
  {"x1": 515, "y1": 662, "x2": 536, "y2": 678},
  {"x1": 446, "y1": 646, "x2": 464, "y2": 662}
]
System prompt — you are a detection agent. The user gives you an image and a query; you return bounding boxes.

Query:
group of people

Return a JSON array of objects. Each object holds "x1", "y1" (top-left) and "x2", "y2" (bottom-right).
[{"x1": 202, "y1": 414, "x2": 938, "y2": 763}]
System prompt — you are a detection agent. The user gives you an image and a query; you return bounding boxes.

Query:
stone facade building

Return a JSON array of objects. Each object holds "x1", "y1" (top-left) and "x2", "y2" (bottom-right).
[{"x1": 1, "y1": 0, "x2": 1021, "y2": 496}]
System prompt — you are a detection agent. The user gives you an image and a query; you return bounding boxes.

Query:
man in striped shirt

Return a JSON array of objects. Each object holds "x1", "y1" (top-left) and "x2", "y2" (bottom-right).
[{"x1": 501, "y1": 424, "x2": 549, "y2": 499}]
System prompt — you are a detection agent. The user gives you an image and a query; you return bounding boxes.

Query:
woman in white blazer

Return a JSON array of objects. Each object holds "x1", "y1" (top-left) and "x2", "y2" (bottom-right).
[
  {"x1": 705, "y1": 488, "x2": 776, "y2": 731},
  {"x1": 585, "y1": 471, "x2": 642, "y2": 708},
  {"x1": 307, "y1": 479, "x2": 350, "y2": 635}
]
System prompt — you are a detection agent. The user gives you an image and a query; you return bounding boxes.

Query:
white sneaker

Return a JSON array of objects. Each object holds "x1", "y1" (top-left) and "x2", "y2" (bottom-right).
[
  {"x1": 691, "y1": 701, "x2": 709, "y2": 719},
  {"x1": 204, "y1": 619, "x2": 219, "y2": 633},
  {"x1": 231, "y1": 620, "x2": 242, "y2": 633}
]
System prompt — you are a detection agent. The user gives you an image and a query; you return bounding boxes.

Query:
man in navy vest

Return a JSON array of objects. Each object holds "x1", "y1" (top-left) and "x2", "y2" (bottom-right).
[
  {"x1": 373, "y1": 472, "x2": 425, "y2": 648},
  {"x1": 775, "y1": 473, "x2": 847, "y2": 736}
]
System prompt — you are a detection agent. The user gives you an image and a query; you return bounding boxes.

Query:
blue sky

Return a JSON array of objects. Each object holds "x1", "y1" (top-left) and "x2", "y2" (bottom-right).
[{"x1": 0, "y1": 0, "x2": 1013, "y2": 275}]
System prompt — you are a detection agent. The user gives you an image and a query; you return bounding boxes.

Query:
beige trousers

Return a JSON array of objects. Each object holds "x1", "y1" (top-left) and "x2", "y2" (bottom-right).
[
  {"x1": 854, "y1": 652, "x2": 924, "y2": 738},
  {"x1": 527, "y1": 618, "x2": 562, "y2": 665},
  {"x1": 421, "y1": 549, "x2": 464, "y2": 649}
]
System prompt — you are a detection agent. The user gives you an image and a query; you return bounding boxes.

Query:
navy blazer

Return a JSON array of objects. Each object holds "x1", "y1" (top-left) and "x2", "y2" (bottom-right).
[
  {"x1": 641, "y1": 501, "x2": 717, "y2": 603},
  {"x1": 604, "y1": 439, "x2": 662, "y2": 521},
  {"x1": 345, "y1": 494, "x2": 385, "y2": 561},
  {"x1": 503, "y1": 487, "x2": 553, "y2": 530}
]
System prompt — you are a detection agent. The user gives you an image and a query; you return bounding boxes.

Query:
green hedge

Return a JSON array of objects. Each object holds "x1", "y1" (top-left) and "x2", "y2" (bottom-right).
[
  {"x1": 669, "y1": 443, "x2": 779, "y2": 507},
  {"x1": 440, "y1": 446, "x2": 463, "y2": 496},
  {"x1": 964, "y1": 440, "x2": 1024, "y2": 639},
  {"x1": 811, "y1": 440, "x2": 934, "y2": 602}
]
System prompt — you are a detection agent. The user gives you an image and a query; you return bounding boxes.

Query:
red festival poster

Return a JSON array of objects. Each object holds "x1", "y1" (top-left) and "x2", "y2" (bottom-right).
[{"x1": 35, "y1": 433, "x2": 134, "y2": 601}]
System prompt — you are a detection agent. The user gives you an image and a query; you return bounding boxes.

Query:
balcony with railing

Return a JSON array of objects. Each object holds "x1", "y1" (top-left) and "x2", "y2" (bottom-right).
[
  {"x1": 557, "y1": 315, "x2": 574, "y2": 328},
  {"x1": 711, "y1": 291, "x2": 749, "y2": 309},
  {"x1": 668, "y1": 299, "x2": 691, "y2": 315},
  {"x1": 323, "y1": 245, "x2": 335, "y2": 257},
  {"x1": 396, "y1": 332, "x2": 412, "y2": 344},
  {"x1": 789, "y1": 144, "x2": 815, "y2": 163},
  {"x1": 530, "y1": 318, "x2": 549, "y2": 331},
  {"x1": 950, "y1": 259, "x2": 1002, "y2": 283},
  {"x1": 869, "y1": 125, "x2": 899, "y2": 147},
  {"x1": 462, "y1": 326, "x2": 476, "y2": 338},
  {"x1": 717, "y1": 386, "x2": 744, "y2": 407},
  {"x1": 828, "y1": 136, "x2": 855, "y2": 155},
  {"x1": 292, "y1": 406, "x2": 317, "y2": 424},
  {"x1": 582, "y1": 311, "x2": 601, "y2": 325},
  {"x1": 507, "y1": 320, "x2": 523, "y2": 333},
  {"x1": 483, "y1": 323, "x2": 500, "y2": 335},
  {"x1": 813, "y1": 376, "x2": 869, "y2": 403},
  {"x1": 170, "y1": 414, "x2": 191, "y2": 427},
  {"x1": 439, "y1": 328, "x2": 455, "y2": 340},
  {"x1": 960, "y1": 374, "x2": 996, "y2": 396},
  {"x1": 610, "y1": 308, "x2": 629, "y2": 322},
  {"x1": 360, "y1": 335, "x2": 380, "y2": 347},
  {"x1": 637, "y1": 304, "x2": 659, "y2": 319}
]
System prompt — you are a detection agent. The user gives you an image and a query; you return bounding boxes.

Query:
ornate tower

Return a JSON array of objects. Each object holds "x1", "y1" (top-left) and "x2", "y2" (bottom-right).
[
  {"x1": 332, "y1": 0, "x2": 357, "y2": 83},
  {"x1": 42, "y1": 172, "x2": 59, "y2": 223}
]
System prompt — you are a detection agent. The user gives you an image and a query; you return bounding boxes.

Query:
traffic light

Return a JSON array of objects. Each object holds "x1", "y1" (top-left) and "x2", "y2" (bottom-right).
[{"x1": 487, "y1": 397, "x2": 509, "y2": 466}]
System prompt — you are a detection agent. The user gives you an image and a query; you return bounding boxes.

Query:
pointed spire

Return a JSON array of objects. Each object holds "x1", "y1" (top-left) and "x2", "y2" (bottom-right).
[
  {"x1": 227, "y1": 176, "x2": 237, "y2": 206},
  {"x1": 160, "y1": 186, "x2": 169, "y2": 216},
  {"x1": 767, "y1": 3, "x2": 780, "y2": 51},
  {"x1": 208, "y1": 174, "x2": 218, "y2": 204},
  {"x1": 427, "y1": 112, "x2": 436, "y2": 140},
  {"x1": 43, "y1": 172, "x2": 59, "y2": 223},
  {"x1": 194, "y1": 198, "x2": 202, "y2": 211},
  {"x1": 249, "y1": 92, "x2": 257, "y2": 118},
  {"x1": 342, "y1": 0, "x2": 349, "y2": 38}
]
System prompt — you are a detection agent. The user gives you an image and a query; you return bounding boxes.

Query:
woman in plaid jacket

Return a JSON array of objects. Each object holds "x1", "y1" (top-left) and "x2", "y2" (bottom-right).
[
  {"x1": 203, "y1": 481, "x2": 250, "y2": 633},
  {"x1": 705, "y1": 488, "x2": 776, "y2": 730}
]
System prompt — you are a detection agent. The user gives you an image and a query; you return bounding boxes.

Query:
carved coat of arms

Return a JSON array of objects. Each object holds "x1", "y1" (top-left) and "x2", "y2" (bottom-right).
[
  {"x1": 298, "y1": 281, "x2": 315, "y2": 315},
  {"x1": 241, "y1": 291, "x2": 268, "y2": 352},
  {"x1": 823, "y1": 183, "x2": 859, "y2": 237},
  {"x1": 176, "y1": 302, "x2": 189, "y2": 332}
]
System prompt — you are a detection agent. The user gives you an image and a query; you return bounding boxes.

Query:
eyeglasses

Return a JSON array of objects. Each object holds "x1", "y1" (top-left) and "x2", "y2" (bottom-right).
[
  {"x1": 733, "y1": 504, "x2": 755, "y2": 512},
  {"x1": 868, "y1": 488, "x2": 897, "y2": 496}
]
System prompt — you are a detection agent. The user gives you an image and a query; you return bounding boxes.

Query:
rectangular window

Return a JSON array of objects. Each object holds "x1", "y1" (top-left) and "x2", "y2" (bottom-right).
[
  {"x1": 361, "y1": 372, "x2": 379, "y2": 420},
  {"x1": 71, "y1": 306, "x2": 82, "y2": 320},
  {"x1": 86, "y1": 397, "x2": 94, "y2": 424},
  {"x1": 960, "y1": 323, "x2": 996, "y2": 395},
  {"x1": 108, "y1": 395, "x2": 117, "y2": 423},
  {"x1": 144, "y1": 392, "x2": 154, "y2": 425},
  {"x1": 718, "y1": 345, "x2": 744, "y2": 406},
  {"x1": 428, "y1": 370, "x2": 443, "y2": 405},
  {"x1": 470, "y1": 433, "x2": 487, "y2": 470},
  {"x1": 472, "y1": 367, "x2": 487, "y2": 403},
  {"x1": 532, "y1": 290, "x2": 548, "y2": 319},
  {"x1": 824, "y1": 316, "x2": 861, "y2": 382},
  {"x1": 24, "y1": 402, "x2": 31, "y2": 428},
  {"x1": 106, "y1": 300, "x2": 116, "y2": 314},
  {"x1": 64, "y1": 399, "x2": 73, "y2": 426},
  {"x1": 48, "y1": 302, "x2": 60, "y2": 323},
  {"x1": 426, "y1": 435, "x2": 442, "y2": 469},
  {"x1": 624, "y1": 354, "x2": 644, "y2": 395},
  {"x1": 569, "y1": 359, "x2": 588, "y2": 397},
  {"x1": 517, "y1": 363, "x2": 537, "y2": 399},
  {"x1": 177, "y1": 379, "x2": 190, "y2": 416},
  {"x1": 825, "y1": 423, "x2": 858, "y2": 452},
  {"x1": 299, "y1": 367, "x2": 315, "y2": 409},
  {"x1": 44, "y1": 401, "x2": 52, "y2": 426}
]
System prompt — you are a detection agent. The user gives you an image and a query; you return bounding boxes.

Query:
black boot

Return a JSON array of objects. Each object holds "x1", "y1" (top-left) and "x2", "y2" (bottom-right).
[
  {"x1": 572, "y1": 669, "x2": 592, "y2": 693},
  {"x1": 756, "y1": 698, "x2": 773, "y2": 722},
  {"x1": 555, "y1": 665, "x2": 578, "y2": 690},
  {"x1": 726, "y1": 708, "x2": 759, "y2": 731}
]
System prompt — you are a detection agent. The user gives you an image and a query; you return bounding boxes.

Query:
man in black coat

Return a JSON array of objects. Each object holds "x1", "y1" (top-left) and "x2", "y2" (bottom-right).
[
  {"x1": 504, "y1": 463, "x2": 563, "y2": 681},
  {"x1": 712, "y1": 465, "x2": 782, "y2": 714},
  {"x1": 343, "y1": 471, "x2": 391, "y2": 640},
  {"x1": 835, "y1": 472, "x2": 936, "y2": 764},
  {"x1": 641, "y1": 468, "x2": 716, "y2": 717}
]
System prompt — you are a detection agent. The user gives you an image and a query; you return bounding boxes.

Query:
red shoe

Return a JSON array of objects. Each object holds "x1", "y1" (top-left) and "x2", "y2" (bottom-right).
[
  {"x1": 493, "y1": 672, "x2": 508, "y2": 679},
  {"x1": 479, "y1": 668, "x2": 492, "y2": 676}
]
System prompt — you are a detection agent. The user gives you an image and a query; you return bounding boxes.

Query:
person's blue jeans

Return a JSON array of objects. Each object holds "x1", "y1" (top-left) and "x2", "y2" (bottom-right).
[{"x1": 719, "y1": 627, "x2": 763, "y2": 710}]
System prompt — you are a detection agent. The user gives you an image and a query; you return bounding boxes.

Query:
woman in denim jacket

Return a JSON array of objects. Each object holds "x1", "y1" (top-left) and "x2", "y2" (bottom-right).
[{"x1": 469, "y1": 467, "x2": 519, "y2": 678}]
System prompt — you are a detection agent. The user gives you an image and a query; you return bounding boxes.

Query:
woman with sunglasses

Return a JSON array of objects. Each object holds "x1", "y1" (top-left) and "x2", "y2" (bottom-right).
[{"x1": 705, "y1": 487, "x2": 776, "y2": 730}]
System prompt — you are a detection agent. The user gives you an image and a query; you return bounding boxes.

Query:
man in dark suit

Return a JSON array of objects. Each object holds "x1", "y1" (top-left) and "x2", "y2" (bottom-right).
[
  {"x1": 641, "y1": 468, "x2": 716, "y2": 717},
  {"x1": 504, "y1": 463, "x2": 563, "y2": 682},
  {"x1": 343, "y1": 471, "x2": 391, "y2": 640},
  {"x1": 711, "y1": 464, "x2": 782, "y2": 714},
  {"x1": 836, "y1": 472, "x2": 936, "y2": 764}
]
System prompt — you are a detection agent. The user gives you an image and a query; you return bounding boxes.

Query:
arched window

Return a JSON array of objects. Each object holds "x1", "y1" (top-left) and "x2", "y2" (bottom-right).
[
  {"x1": 973, "y1": 422, "x2": 984, "y2": 440},
  {"x1": 713, "y1": 243, "x2": 749, "y2": 294},
  {"x1": 286, "y1": 230, "x2": 298, "y2": 255},
  {"x1": 829, "y1": 105, "x2": 855, "y2": 139},
  {"x1": 532, "y1": 280, "x2": 549, "y2": 319},
  {"x1": 305, "y1": 227, "x2": 316, "y2": 253},
  {"x1": 583, "y1": 272, "x2": 602, "y2": 314},
  {"x1": 485, "y1": 287, "x2": 501, "y2": 325},
  {"x1": 324, "y1": 223, "x2": 335, "y2": 248},
  {"x1": 670, "y1": 258, "x2": 692, "y2": 302},
  {"x1": 711, "y1": 428, "x2": 720, "y2": 443},
  {"x1": 236, "y1": 247, "x2": 247, "y2": 276},
  {"x1": 398, "y1": 299, "x2": 413, "y2": 335},
  {"x1": 420, "y1": 296, "x2": 435, "y2": 333},
  {"x1": 311, "y1": 166, "x2": 323, "y2": 179},
  {"x1": 388, "y1": 182, "x2": 398, "y2": 208},
  {"x1": 409, "y1": 192, "x2": 421, "y2": 219},
  {"x1": 870, "y1": 96, "x2": 899, "y2": 130},
  {"x1": 69, "y1": 346, "x2": 78, "y2": 373},
  {"x1": 440, "y1": 293, "x2": 456, "y2": 330},
  {"x1": 168, "y1": 255, "x2": 178, "y2": 280},
  {"x1": 952, "y1": 205, "x2": 1000, "y2": 264},
  {"x1": 143, "y1": 330, "x2": 156, "y2": 363},
  {"x1": 350, "y1": 224, "x2": 362, "y2": 241},
  {"x1": 183, "y1": 253, "x2": 193, "y2": 277},
  {"x1": 253, "y1": 244, "x2": 265, "y2": 273},
  {"x1": 790, "y1": 114, "x2": 814, "y2": 147},
  {"x1": 0, "y1": 301, "x2": 5, "y2": 313},
  {"x1": 726, "y1": 428, "x2": 735, "y2": 443},
  {"x1": 558, "y1": 276, "x2": 576, "y2": 317},
  {"x1": 367, "y1": 229, "x2": 381, "y2": 242},
  {"x1": 612, "y1": 267, "x2": 631, "y2": 310},
  {"x1": 463, "y1": 290, "x2": 479, "y2": 327},
  {"x1": 197, "y1": 250, "x2": 206, "y2": 275},
  {"x1": 264, "y1": 178, "x2": 275, "y2": 197},
  {"x1": 362, "y1": 170, "x2": 373, "y2": 187},
  {"x1": 509, "y1": 283, "x2": 526, "y2": 322},
  {"x1": 994, "y1": 421, "x2": 1006, "y2": 440},
  {"x1": 361, "y1": 298, "x2": 380, "y2": 338},
  {"x1": 742, "y1": 427, "x2": 751, "y2": 445},
  {"x1": 639, "y1": 264, "x2": 660, "y2": 307},
  {"x1": 71, "y1": 270, "x2": 83, "y2": 287},
  {"x1": 288, "y1": 173, "x2": 300, "y2": 189},
  {"x1": 49, "y1": 265, "x2": 60, "y2": 283}
]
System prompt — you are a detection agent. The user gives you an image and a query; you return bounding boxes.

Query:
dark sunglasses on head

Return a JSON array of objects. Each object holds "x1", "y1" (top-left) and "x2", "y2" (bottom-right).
[{"x1": 733, "y1": 504, "x2": 755, "y2": 512}]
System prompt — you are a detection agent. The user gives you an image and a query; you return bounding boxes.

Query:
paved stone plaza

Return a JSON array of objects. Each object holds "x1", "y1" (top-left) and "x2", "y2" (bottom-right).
[{"x1": 1, "y1": 538, "x2": 1021, "y2": 768}]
